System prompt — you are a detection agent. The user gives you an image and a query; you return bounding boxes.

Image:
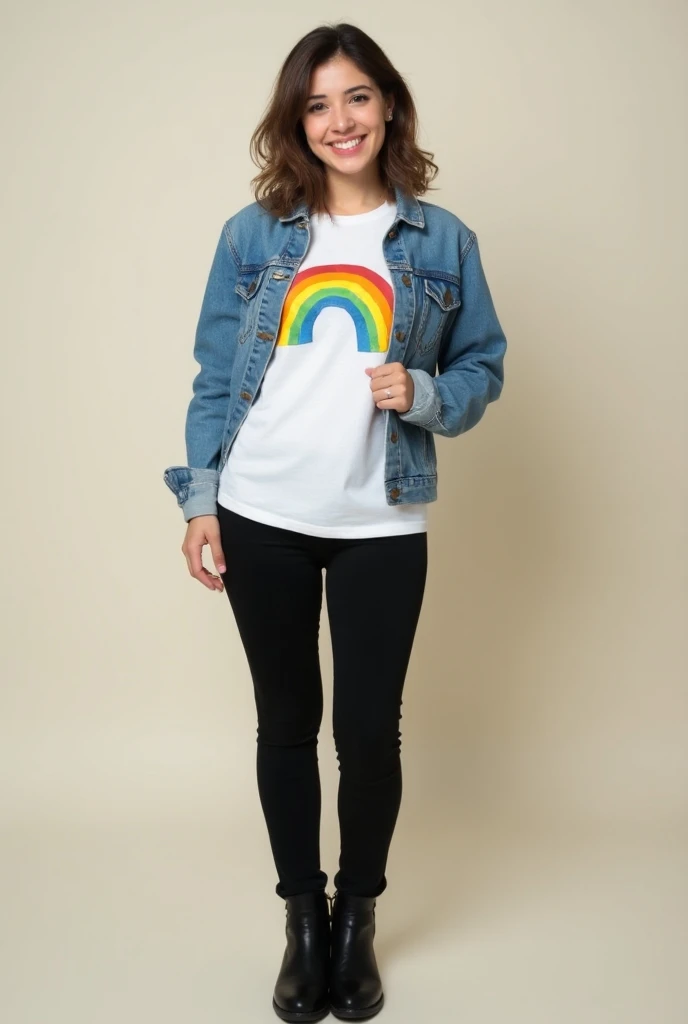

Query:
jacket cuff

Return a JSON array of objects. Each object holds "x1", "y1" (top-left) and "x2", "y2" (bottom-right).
[
  {"x1": 398, "y1": 368, "x2": 442, "y2": 427},
  {"x1": 163, "y1": 466, "x2": 220, "y2": 522}
]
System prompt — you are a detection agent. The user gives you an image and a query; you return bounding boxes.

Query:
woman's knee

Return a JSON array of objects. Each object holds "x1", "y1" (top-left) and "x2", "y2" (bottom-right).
[
  {"x1": 257, "y1": 715, "x2": 323, "y2": 748},
  {"x1": 333, "y1": 727, "x2": 402, "y2": 778}
]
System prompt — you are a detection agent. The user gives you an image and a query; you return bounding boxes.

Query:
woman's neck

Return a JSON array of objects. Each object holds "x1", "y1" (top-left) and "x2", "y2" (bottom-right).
[{"x1": 324, "y1": 176, "x2": 392, "y2": 216}]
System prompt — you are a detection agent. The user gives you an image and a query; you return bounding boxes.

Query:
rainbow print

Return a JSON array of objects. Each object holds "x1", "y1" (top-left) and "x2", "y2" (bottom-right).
[{"x1": 276, "y1": 264, "x2": 393, "y2": 352}]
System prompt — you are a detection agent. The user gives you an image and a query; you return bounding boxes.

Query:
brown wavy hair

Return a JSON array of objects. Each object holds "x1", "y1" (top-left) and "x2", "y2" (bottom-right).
[{"x1": 249, "y1": 22, "x2": 439, "y2": 219}]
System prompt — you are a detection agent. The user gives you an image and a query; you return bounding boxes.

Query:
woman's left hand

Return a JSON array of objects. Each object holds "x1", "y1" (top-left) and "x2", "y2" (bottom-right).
[{"x1": 365, "y1": 363, "x2": 415, "y2": 413}]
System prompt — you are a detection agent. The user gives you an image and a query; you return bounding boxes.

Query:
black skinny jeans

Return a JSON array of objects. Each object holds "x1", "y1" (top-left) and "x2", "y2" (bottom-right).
[{"x1": 217, "y1": 504, "x2": 428, "y2": 900}]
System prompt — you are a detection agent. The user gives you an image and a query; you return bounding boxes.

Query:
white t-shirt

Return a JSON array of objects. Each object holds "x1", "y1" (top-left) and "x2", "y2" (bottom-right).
[{"x1": 217, "y1": 199, "x2": 428, "y2": 538}]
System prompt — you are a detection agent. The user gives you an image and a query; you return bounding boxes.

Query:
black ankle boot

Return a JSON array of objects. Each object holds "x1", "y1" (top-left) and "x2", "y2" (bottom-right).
[
  {"x1": 272, "y1": 890, "x2": 331, "y2": 1022},
  {"x1": 328, "y1": 892, "x2": 384, "y2": 1020}
]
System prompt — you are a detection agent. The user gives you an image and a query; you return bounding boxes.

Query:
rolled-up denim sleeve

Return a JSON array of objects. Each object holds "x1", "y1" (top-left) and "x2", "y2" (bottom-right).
[
  {"x1": 163, "y1": 221, "x2": 241, "y2": 521},
  {"x1": 398, "y1": 232, "x2": 507, "y2": 437}
]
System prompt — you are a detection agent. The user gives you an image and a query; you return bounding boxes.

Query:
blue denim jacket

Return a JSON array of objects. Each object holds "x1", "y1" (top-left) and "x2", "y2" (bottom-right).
[{"x1": 163, "y1": 185, "x2": 507, "y2": 522}]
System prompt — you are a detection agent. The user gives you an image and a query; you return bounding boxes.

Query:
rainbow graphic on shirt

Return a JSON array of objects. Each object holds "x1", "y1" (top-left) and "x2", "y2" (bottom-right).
[{"x1": 275, "y1": 264, "x2": 393, "y2": 352}]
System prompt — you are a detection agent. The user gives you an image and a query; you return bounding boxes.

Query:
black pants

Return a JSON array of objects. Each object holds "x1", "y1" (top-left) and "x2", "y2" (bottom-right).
[{"x1": 217, "y1": 504, "x2": 428, "y2": 900}]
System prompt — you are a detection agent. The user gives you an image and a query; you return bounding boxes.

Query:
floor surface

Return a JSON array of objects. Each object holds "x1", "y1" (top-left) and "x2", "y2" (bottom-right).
[{"x1": 2, "y1": 816, "x2": 686, "y2": 1023}]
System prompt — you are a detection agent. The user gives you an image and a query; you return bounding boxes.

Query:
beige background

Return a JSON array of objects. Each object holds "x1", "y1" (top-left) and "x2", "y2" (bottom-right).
[{"x1": 2, "y1": 1, "x2": 686, "y2": 1021}]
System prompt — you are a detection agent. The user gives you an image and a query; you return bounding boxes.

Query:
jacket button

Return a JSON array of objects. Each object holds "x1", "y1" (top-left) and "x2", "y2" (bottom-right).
[
  {"x1": 256, "y1": 331, "x2": 274, "y2": 341},
  {"x1": 388, "y1": 229, "x2": 397, "y2": 239},
  {"x1": 395, "y1": 330, "x2": 405, "y2": 342},
  {"x1": 296, "y1": 220, "x2": 307, "y2": 229},
  {"x1": 390, "y1": 432, "x2": 398, "y2": 443},
  {"x1": 444, "y1": 287, "x2": 452, "y2": 304},
  {"x1": 389, "y1": 488, "x2": 401, "y2": 499},
  {"x1": 240, "y1": 391, "x2": 252, "y2": 400},
  {"x1": 247, "y1": 281, "x2": 257, "y2": 295},
  {"x1": 401, "y1": 273, "x2": 411, "y2": 287}
]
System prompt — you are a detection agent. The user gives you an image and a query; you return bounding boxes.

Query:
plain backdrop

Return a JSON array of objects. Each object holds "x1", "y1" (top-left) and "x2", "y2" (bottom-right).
[{"x1": 1, "y1": 2, "x2": 686, "y2": 1022}]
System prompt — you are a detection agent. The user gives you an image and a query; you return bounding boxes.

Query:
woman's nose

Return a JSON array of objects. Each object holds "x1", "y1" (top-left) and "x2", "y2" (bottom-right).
[{"x1": 331, "y1": 107, "x2": 356, "y2": 130}]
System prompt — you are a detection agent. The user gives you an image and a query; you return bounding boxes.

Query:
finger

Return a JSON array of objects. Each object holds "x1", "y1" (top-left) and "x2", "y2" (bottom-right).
[
  {"x1": 369, "y1": 369, "x2": 405, "y2": 392},
  {"x1": 375, "y1": 398, "x2": 405, "y2": 410},
  {"x1": 199, "y1": 566, "x2": 225, "y2": 592},
  {"x1": 183, "y1": 538, "x2": 203, "y2": 579},
  {"x1": 204, "y1": 523, "x2": 226, "y2": 589},
  {"x1": 184, "y1": 537, "x2": 221, "y2": 592},
  {"x1": 208, "y1": 537, "x2": 227, "y2": 575},
  {"x1": 373, "y1": 383, "x2": 396, "y2": 401},
  {"x1": 368, "y1": 364, "x2": 398, "y2": 382}
]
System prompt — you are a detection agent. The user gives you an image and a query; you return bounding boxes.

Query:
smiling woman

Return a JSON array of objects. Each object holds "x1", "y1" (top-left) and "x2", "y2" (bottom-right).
[
  {"x1": 303, "y1": 79, "x2": 382, "y2": 170},
  {"x1": 163, "y1": 19, "x2": 507, "y2": 1024},
  {"x1": 248, "y1": 24, "x2": 438, "y2": 218}
]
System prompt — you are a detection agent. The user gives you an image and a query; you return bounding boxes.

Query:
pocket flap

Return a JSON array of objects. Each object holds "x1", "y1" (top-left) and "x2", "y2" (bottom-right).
[
  {"x1": 423, "y1": 276, "x2": 461, "y2": 311},
  {"x1": 235, "y1": 269, "x2": 266, "y2": 301}
]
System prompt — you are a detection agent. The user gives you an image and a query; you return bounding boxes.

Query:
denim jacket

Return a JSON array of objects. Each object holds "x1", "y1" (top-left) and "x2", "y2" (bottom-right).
[{"x1": 163, "y1": 185, "x2": 507, "y2": 522}]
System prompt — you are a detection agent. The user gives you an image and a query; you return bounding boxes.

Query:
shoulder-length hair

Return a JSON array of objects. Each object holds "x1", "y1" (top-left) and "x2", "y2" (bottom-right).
[{"x1": 249, "y1": 22, "x2": 439, "y2": 218}]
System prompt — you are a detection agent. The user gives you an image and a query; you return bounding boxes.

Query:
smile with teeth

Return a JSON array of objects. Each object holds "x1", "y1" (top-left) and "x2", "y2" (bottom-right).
[{"x1": 330, "y1": 135, "x2": 366, "y2": 151}]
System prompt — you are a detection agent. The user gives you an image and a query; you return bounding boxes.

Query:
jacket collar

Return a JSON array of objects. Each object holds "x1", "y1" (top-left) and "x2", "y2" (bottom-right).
[{"x1": 278, "y1": 183, "x2": 424, "y2": 228}]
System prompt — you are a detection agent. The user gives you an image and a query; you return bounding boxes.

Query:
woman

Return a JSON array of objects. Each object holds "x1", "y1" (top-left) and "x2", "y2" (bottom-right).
[{"x1": 164, "y1": 22, "x2": 507, "y2": 1022}]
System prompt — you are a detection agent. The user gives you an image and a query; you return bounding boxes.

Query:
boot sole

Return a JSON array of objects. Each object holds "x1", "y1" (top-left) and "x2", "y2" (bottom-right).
[
  {"x1": 329, "y1": 992, "x2": 384, "y2": 1020},
  {"x1": 272, "y1": 995, "x2": 331, "y2": 1022}
]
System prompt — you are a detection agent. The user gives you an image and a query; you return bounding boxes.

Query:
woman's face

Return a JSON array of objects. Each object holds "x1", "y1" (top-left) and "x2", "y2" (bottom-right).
[{"x1": 300, "y1": 56, "x2": 393, "y2": 181}]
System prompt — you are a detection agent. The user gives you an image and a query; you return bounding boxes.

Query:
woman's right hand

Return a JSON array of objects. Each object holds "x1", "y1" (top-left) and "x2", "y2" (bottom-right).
[{"x1": 181, "y1": 515, "x2": 226, "y2": 592}]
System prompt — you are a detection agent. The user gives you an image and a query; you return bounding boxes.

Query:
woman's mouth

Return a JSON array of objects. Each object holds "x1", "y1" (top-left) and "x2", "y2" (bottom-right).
[{"x1": 328, "y1": 135, "x2": 367, "y2": 156}]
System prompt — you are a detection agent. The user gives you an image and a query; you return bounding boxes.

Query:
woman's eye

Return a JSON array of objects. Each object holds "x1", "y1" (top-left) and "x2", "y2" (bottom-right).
[{"x1": 307, "y1": 94, "x2": 369, "y2": 114}]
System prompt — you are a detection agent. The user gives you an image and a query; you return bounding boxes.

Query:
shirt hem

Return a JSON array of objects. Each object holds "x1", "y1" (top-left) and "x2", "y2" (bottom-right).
[{"x1": 217, "y1": 493, "x2": 428, "y2": 539}]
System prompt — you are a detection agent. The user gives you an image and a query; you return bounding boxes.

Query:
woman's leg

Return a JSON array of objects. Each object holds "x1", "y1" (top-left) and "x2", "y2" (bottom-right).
[
  {"x1": 217, "y1": 505, "x2": 329, "y2": 898},
  {"x1": 324, "y1": 531, "x2": 428, "y2": 897}
]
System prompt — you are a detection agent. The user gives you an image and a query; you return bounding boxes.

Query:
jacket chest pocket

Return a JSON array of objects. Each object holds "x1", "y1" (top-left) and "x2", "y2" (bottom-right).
[
  {"x1": 414, "y1": 276, "x2": 461, "y2": 355},
  {"x1": 235, "y1": 268, "x2": 268, "y2": 344}
]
